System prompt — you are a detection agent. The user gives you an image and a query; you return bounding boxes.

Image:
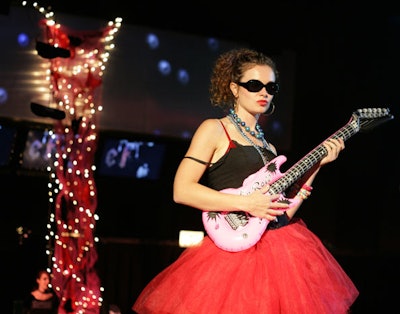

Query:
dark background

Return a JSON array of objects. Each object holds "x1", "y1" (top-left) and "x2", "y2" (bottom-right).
[{"x1": 2, "y1": 1, "x2": 399, "y2": 313}]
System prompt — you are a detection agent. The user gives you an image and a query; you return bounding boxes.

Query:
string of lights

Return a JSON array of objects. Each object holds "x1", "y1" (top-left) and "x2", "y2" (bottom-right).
[{"x1": 22, "y1": 1, "x2": 122, "y2": 312}]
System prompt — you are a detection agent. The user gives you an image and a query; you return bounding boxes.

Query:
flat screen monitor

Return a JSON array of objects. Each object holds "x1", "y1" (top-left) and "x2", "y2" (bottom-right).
[
  {"x1": 20, "y1": 128, "x2": 57, "y2": 172},
  {"x1": 97, "y1": 137, "x2": 166, "y2": 180}
]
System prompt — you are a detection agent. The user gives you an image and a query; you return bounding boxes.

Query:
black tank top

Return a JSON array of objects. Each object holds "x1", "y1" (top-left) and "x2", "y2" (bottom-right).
[{"x1": 203, "y1": 121, "x2": 276, "y2": 191}]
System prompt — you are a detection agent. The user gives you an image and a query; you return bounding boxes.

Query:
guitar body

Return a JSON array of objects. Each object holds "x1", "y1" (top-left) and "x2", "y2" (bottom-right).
[
  {"x1": 202, "y1": 155, "x2": 300, "y2": 252},
  {"x1": 201, "y1": 108, "x2": 393, "y2": 252}
]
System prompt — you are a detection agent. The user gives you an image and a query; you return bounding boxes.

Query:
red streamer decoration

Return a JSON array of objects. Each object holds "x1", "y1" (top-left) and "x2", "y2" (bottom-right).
[{"x1": 36, "y1": 13, "x2": 120, "y2": 313}]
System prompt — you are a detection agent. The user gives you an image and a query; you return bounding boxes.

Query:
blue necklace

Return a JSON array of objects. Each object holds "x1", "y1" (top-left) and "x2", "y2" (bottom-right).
[
  {"x1": 227, "y1": 110, "x2": 271, "y2": 165},
  {"x1": 229, "y1": 108, "x2": 264, "y2": 140}
]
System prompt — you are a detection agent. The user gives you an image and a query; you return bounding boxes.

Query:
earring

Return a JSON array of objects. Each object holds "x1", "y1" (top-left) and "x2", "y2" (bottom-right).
[
  {"x1": 264, "y1": 103, "x2": 275, "y2": 116},
  {"x1": 233, "y1": 102, "x2": 238, "y2": 111}
]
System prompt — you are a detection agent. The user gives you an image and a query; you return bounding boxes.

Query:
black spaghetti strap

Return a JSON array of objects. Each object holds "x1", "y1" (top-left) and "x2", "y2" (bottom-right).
[{"x1": 183, "y1": 156, "x2": 212, "y2": 165}]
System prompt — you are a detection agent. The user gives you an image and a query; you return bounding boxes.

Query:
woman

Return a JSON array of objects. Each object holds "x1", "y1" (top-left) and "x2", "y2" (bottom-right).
[
  {"x1": 23, "y1": 270, "x2": 59, "y2": 314},
  {"x1": 132, "y1": 48, "x2": 359, "y2": 313}
]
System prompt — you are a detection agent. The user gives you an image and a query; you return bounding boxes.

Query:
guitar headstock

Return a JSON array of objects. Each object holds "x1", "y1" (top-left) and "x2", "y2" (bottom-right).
[{"x1": 355, "y1": 107, "x2": 394, "y2": 133}]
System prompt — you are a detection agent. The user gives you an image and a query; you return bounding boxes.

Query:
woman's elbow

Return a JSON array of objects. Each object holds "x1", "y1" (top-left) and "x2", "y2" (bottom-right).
[{"x1": 173, "y1": 185, "x2": 185, "y2": 204}]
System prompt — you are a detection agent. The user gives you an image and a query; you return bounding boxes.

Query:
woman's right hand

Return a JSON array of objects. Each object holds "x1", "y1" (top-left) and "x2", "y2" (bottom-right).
[{"x1": 245, "y1": 184, "x2": 289, "y2": 221}]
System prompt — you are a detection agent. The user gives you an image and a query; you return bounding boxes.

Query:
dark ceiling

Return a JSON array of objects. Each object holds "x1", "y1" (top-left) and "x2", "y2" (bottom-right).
[{"x1": 6, "y1": 0, "x2": 397, "y2": 52}]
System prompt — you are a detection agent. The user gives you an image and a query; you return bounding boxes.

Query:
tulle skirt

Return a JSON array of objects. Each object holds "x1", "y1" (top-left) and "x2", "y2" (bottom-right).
[{"x1": 132, "y1": 219, "x2": 359, "y2": 314}]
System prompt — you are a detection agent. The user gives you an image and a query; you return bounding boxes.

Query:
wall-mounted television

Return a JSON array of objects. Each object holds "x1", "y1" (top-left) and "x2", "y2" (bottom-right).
[
  {"x1": 97, "y1": 137, "x2": 166, "y2": 180},
  {"x1": 20, "y1": 127, "x2": 57, "y2": 173}
]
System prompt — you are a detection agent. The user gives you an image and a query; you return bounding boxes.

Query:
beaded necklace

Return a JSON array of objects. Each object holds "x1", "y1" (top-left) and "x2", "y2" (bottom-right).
[
  {"x1": 227, "y1": 112, "x2": 271, "y2": 165},
  {"x1": 229, "y1": 108, "x2": 264, "y2": 139}
]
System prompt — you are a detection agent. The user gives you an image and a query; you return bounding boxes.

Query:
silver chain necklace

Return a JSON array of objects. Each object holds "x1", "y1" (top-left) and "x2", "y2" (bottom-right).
[{"x1": 227, "y1": 114, "x2": 270, "y2": 165}]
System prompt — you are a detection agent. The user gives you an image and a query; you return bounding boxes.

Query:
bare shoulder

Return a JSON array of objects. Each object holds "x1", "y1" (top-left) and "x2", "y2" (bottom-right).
[
  {"x1": 197, "y1": 118, "x2": 223, "y2": 130},
  {"x1": 186, "y1": 118, "x2": 224, "y2": 156},
  {"x1": 193, "y1": 118, "x2": 224, "y2": 139}
]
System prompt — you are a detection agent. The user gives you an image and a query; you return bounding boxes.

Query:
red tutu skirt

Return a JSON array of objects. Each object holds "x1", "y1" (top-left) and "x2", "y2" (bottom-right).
[{"x1": 132, "y1": 219, "x2": 359, "y2": 314}]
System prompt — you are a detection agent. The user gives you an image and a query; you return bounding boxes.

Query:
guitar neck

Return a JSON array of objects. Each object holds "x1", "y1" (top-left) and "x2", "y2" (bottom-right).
[{"x1": 268, "y1": 114, "x2": 360, "y2": 195}]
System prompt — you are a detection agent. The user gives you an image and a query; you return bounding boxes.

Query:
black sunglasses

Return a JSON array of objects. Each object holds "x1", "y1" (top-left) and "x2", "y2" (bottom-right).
[{"x1": 237, "y1": 80, "x2": 279, "y2": 95}]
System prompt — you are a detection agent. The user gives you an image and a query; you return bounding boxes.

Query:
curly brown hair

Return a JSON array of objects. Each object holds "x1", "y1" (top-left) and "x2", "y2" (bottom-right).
[{"x1": 209, "y1": 48, "x2": 278, "y2": 112}]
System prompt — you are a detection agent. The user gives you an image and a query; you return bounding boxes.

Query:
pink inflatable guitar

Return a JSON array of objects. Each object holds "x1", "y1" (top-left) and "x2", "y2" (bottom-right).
[{"x1": 202, "y1": 108, "x2": 393, "y2": 252}]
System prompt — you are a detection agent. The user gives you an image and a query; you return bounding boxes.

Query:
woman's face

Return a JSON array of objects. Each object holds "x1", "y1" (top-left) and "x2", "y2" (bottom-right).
[
  {"x1": 37, "y1": 272, "x2": 50, "y2": 291},
  {"x1": 232, "y1": 64, "x2": 277, "y2": 116}
]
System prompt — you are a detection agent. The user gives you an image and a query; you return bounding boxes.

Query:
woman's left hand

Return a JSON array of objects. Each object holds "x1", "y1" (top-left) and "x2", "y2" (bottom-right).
[{"x1": 320, "y1": 138, "x2": 345, "y2": 166}]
